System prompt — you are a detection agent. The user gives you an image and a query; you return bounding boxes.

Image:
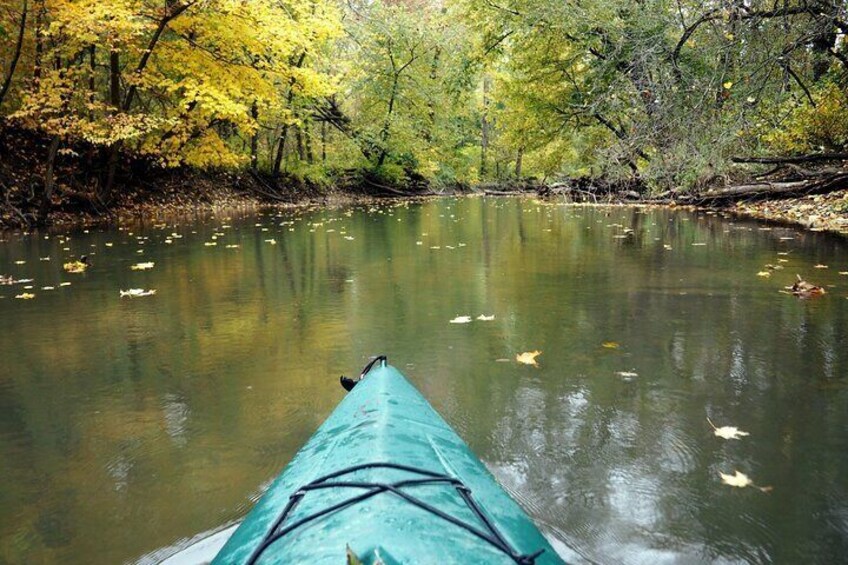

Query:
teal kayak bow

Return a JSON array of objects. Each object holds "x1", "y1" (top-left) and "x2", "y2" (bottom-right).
[{"x1": 212, "y1": 357, "x2": 564, "y2": 564}]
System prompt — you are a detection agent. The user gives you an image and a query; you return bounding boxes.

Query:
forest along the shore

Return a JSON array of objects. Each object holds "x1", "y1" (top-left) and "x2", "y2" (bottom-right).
[{"x1": 1, "y1": 0, "x2": 848, "y2": 230}]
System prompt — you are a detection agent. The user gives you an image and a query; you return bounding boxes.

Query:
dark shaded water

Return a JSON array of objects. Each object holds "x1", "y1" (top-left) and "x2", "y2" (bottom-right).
[{"x1": 1, "y1": 197, "x2": 847, "y2": 564}]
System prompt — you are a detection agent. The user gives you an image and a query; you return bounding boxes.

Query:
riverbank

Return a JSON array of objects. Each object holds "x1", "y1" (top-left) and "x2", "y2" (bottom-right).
[
  {"x1": 2, "y1": 124, "x2": 847, "y2": 235},
  {"x1": 730, "y1": 189, "x2": 848, "y2": 235}
]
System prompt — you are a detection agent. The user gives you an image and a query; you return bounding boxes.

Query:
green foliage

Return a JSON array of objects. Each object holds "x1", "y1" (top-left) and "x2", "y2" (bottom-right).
[
  {"x1": 761, "y1": 83, "x2": 848, "y2": 154},
  {"x1": 1, "y1": 0, "x2": 846, "y2": 194}
]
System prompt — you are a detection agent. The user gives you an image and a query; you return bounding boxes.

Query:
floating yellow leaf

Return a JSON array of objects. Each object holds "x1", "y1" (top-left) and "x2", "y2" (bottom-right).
[
  {"x1": 719, "y1": 470, "x2": 752, "y2": 488},
  {"x1": 130, "y1": 262, "x2": 155, "y2": 271},
  {"x1": 839, "y1": 271, "x2": 848, "y2": 275},
  {"x1": 516, "y1": 351, "x2": 542, "y2": 366},
  {"x1": 63, "y1": 261, "x2": 88, "y2": 273},
  {"x1": 756, "y1": 271, "x2": 770, "y2": 277},
  {"x1": 450, "y1": 315, "x2": 472, "y2": 324},
  {"x1": 616, "y1": 371, "x2": 638, "y2": 378},
  {"x1": 723, "y1": 81, "x2": 733, "y2": 89},
  {"x1": 15, "y1": 293, "x2": 35, "y2": 299},
  {"x1": 476, "y1": 314, "x2": 495, "y2": 321},
  {"x1": 120, "y1": 288, "x2": 156, "y2": 298},
  {"x1": 714, "y1": 426, "x2": 749, "y2": 439},
  {"x1": 708, "y1": 417, "x2": 749, "y2": 439},
  {"x1": 719, "y1": 470, "x2": 772, "y2": 492},
  {"x1": 602, "y1": 341, "x2": 620, "y2": 349}
]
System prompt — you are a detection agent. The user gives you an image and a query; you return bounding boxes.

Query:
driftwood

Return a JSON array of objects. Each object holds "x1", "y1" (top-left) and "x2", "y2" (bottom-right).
[
  {"x1": 732, "y1": 153, "x2": 848, "y2": 165},
  {"x1": 686, "y1": 171, "x2": 848, "y2": 205}
]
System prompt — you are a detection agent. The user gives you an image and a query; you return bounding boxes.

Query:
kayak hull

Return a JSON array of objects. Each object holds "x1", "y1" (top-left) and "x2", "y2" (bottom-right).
[{"x1": 213, "y1": 361, "x2": 563, "y2": 564}]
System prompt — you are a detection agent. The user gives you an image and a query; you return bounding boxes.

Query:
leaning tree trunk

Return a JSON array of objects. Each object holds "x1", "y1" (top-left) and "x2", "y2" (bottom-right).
[{"x1": 0, "y1": 0, "x2": 28, "y2": 108}]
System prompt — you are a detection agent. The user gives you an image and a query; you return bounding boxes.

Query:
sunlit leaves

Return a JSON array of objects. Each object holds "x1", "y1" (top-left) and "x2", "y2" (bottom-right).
[{"x1": 450, "y1": 315, "x2": 472, "y2": 324}]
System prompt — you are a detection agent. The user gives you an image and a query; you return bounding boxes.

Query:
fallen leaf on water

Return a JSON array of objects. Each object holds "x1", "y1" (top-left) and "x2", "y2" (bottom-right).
[
  {"x1": 450, "y1": 315, "x2": 472, "y2": 324},
  {"x1": 814, "y1": 264, "x2": 828, "y2": 269},
  {"x1": 476, "y1": 314, "x2": 495, "y2": 321},
  {"x1": 15, "y1": 293, "x2": 35, "y2": 299},
  {"x1": 616, "y1": 371, "x2": 638, "y2": 378},
  {"x1": 14, "y1": 260, "x2": 25, "y2": 265},
  {"x1": 59, "y1": 282, "x2": 71, "y2": 287},
  {"x1": 130, "y1": 262, "x2": 155, "y2": 271},
  {"x1": 63, "y1": 261, "x2": 88, "y2": 273},
  {"x1": 204, "y1": 242, "x2": 217, "y2": 247},
  {"x1": 119, "y1": 288, "x2": 156, "y2": 298},
  {"x1": 602, "y1": 341, "x2": 620, "y2": 349},
  {"x1": 719, "y1": 470, "x2": 752, "y2": 488},
  {"x1": 516, "y1": 351, "x2": 542, "y2": 366},
  {"x1": 838, "y1": 271, "x2": 848, "y2": 276},
  {"x1": 756, "y1": 271, "x2": 771, "y2": 277},
  {"x1": 264, "y1": 239, "x2": 276, "y2": 245},
  {"x1": 708, "y1": 418, "x2": 750, "y2": 440},
  {"x1": 719, "y1": 470, "x2": 772, "y2": 492}
]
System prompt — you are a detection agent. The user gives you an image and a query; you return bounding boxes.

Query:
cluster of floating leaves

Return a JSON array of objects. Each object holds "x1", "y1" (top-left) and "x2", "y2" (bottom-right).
[{"x1": 705, "y1": 417, "x2": 772, "y2": 492}]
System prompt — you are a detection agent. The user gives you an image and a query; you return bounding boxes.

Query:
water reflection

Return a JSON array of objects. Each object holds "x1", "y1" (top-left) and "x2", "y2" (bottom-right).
[{"x1": 0, "y1": 198, "x2": 847, "y2": 563}]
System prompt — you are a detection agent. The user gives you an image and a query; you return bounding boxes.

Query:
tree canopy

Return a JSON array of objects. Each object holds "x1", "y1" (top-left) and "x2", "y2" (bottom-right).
[{"x1": 1, "y1": 0, "x2": 846, "y2": 198}]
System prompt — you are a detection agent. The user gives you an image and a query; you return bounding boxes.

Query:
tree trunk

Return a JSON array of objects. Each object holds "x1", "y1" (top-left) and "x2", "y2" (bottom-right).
[
  {"x1": 272, "y1": 125, "x2": 290, "y2": 178},
  {"x1": 321, "y1": 121, "x2": 327, "y2": 164},
  {"x1": 250, "y1": 101, "x2": 259, "y2": 171},
  {"x1": 376, "y1": 75, "x2": 399, "y2": 168},
  {"x1": 109, "y1": 50, "x2": 120, "y2": 108},
  {"x1": 33, "y1": 0, "x2": 43, "y2": 81},
  {"x1": 0, "y1": 0, "x2": 28, "y2": 108},
  {"x1": 40, "y1": 136, "x2": 61, "y2": 222},
  {"x1": 87, "y1": 45, "x2": 96, "y2": 121},
  {"x1": 103, "y1": 2, "x2": 194, "y2": 199},
  {"x1": 304, "y1": 122, "x2": 314, "y2": 164},
  {"x1": 515, "y1": 145, "x2": 524, "y2": 178},
  {"x1": 480, "y1": 75, "x2": 491, "y2": 177},
  {"x1": 295, "y1": 126, "x2": 305, "y2": 161}
]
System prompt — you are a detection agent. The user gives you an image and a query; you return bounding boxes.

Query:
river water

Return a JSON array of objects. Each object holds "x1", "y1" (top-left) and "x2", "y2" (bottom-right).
[{"x1": 1, "y1": 197, "x2": 847, "y2": 564}]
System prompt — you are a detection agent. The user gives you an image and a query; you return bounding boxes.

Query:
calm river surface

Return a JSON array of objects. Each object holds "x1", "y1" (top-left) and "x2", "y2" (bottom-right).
[{"x1": 1, "y1": 197, "x2": 847, "y2": 564}]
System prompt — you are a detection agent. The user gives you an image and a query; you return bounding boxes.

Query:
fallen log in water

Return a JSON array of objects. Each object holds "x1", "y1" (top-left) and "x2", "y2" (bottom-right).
[{"x1": 684, "y1": 171, "x2": 848, "y2": 205}]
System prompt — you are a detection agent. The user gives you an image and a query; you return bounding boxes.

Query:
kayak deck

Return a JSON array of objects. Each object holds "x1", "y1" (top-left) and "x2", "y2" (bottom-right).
[{"x1": 213, "y1": 359, "x2": 563, "y2": 564}]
